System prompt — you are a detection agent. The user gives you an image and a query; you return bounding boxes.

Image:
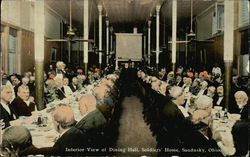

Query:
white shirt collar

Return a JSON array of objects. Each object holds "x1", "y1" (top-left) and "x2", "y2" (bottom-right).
[
  {"x1": 24, "y1": 100, "x2": 30, "y2": 106},
  {"x1": 177, "y1": 105, "x2": 190, "y2": 118}
]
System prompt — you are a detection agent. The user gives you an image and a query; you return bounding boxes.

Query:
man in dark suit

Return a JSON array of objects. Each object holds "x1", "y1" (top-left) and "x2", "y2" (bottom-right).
[
  {"x1": 76, "y1": 94, "x2": 107, "y2": 148},
  {"x1": 50, "y1": 104, "x2": 87, "y2": 156},
  {"x1": 234, "y1": 91, "x2": 249, "y2": 120},
  {"x1": 0, "y1": 85, "x2": 18, "y2": 128},
  {"x1": 13, "y1": 76, "x2": 22, "y2": 97},
  {"x1": 159, "y1": 86, "x2": 192, "y2": 150},
  {"x1": 54, "y1": 77, "x2": 66, "y2": 100},
  {"x1": 69, "y1": 77, "x2": 78, "y2": 92},
  {"x1": 213, "y1": 85, "x2": 225, "y2": 109},
  {"x1": 11, "y1": 85, "x2": 36, "y2": 116}
]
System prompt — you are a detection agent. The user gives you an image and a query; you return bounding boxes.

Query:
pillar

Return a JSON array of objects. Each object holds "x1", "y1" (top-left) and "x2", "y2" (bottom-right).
[
  {"x1": 172, "y1": 0, "x2": 177, "y2": 74},
  {"x1": 156, "y1": 5, "x2": 161, "y2": 69},
  {"x1": 106, "y1": 20, "x2": 109, "y2": 66},
  {"x1": 224, "y1": 0, "x2": 235, "y2": 111},
  {"x1": 98, "y1": 5, "x2": 103, "y2": 69},
  {"x1": 147, "y1": 20, "x2": 151, "y2": 65},
  {"x1": 34, "y1": 0, "x2": 45, "y2": 110},
  {"x1": 83, "y1": 0, "x2": 89, "y2": 75}
]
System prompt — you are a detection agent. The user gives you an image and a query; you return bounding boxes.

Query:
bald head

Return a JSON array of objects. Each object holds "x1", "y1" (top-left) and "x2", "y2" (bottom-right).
[
  {"x1": 79, "y1": 94, "x2": 97, "y2": 115},
  {"x1": 191, "y1": 109, "x2": 211, "y2": 125},
  {"x1": 52, "y1": 104, "x2": 76, "y2": 130},
  {"x1": 2, "y1": 126, "x2": 32, "y2": 153},
  {"x1": 195, "y1": 95, "x2": 213, "y2": 112},
  {"x1": 93, "y1": 86, "x2": 109, "y2": 101}
]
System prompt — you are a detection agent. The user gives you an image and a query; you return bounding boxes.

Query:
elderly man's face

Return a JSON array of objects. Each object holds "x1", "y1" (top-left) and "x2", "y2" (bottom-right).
[
  {"x1": 18, "y1": 88, "x2": 30, "y2": 101},
  {"x1": 176, "y1": 76, "x2": 182, "y2": 82},
  {"x1": 200, "y1": 82, "x2": 207, "y2": 89},
  {"x1": 1, "y1": 87, "x2": 13, "y2": 103},
  {"x1": 13, "y1": 78, "x2": 20, "y2": 86},
  {"x1": 22, "y1": 78, "x2": 30, "y2": 85},
  {"x1": 72, "y1": 78, "x2": 78, "y2": 85},
  {"x1": 235, "y1": 96, "x2": 247, "y2": 107},
  {"x1": 208, "y1": 87, "x2": 216, "y2": 95},
  {"x1": 183, "y1": 77, "x2": 187, "y2": 84},
  {"x1": 10, "y1": 76, "x2": 16, "y2": 83},
  {"x1": 217, "y1": 86, "x2": 224, "y2": 97},
  {"x1": 63, "y1": 78, "x2": 69, "y2": 86},
  {"x1": 55, "y1": 79, "x2": 63, "y2": 88},
  {"x1": 232, "y1": 76, "x2": 238, "y2": 84},
  {"x1": 176, "y1": 90, "x2": 186, "y2": 105}
]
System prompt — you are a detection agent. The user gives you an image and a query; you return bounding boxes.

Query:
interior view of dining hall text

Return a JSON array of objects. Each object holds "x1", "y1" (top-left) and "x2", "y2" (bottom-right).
[{"x1": 0, "y1": 0, "x2": 249, "y2": 157}]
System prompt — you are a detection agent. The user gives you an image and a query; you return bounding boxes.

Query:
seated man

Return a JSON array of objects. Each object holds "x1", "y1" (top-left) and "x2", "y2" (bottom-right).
[
  {"x1": 194, "y1": 95, "x2": 213, "y2": 113},
  {"x1": 49, "y1": 104, "x2": 87, "y2": 155},
  {"x1": 76, "y1": 94, "x2": 107, "y2": 148},
  {"x1": 234, "y1": 91, "x2": 248, "y2": 120},
  {"x1": 159, "y1": 86, "x2": 191, "y2": 149},
  {"x1": 11, "y1": 85, "x2": 36, "y2": 116},
  {"x1": 213, "y1": 85, "x2": 225, "y2": 109},
  {"x1": 69, "y1": 77, "x2": 78, "y2": 92},
  {"x1": 1, "y1": 126, "x2": 41, "y2": 156},
  {"x1": 182, "y1": 110, "x2": 221, "y2": 156},
  {"x1": 54, "y1": 77, "x2": 66, "y2": 100},
  {"x1": 0, "y1": 85, "x2": 18, "y2": 128}
]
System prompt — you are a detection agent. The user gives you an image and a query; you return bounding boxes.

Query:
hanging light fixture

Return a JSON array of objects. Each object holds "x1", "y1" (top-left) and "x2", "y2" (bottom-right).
[{"x1": 66, "y1": 0, "x2": 76, "y2": 37}]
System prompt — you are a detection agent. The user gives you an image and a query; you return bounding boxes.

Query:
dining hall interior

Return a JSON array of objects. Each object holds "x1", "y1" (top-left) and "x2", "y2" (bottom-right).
[{"x1": 0, "y1": 0, "x2": 249, "y2": 156}]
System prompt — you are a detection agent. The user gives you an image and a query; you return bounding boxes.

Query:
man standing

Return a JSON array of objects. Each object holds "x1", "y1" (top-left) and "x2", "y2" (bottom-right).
[
  {"x1": 0, "y1": 85, "x2": 18, "y2": 128},
  {"x1": 11, "y1": 85, "x2": 36, "y2": 116}
]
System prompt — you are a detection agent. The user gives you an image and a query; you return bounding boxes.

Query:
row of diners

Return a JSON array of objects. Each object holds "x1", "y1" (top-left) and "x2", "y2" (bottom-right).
[
  {"x1": 136, "y1": 65, "x2": 248, "y2": 157},
  {"x1": 1, "y1": 63, "x2": 123, "y2": 156}
]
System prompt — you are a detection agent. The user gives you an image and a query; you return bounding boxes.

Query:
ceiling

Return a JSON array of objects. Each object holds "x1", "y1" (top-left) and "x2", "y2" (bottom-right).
[{"x1": 45, "y1": 0, "x2": 216, "y2": 33}]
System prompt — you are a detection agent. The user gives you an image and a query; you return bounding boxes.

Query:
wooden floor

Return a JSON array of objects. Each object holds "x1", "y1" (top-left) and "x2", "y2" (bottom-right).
[{"x1": 115, "y1": 96, "x2": 158, "y2": 156}]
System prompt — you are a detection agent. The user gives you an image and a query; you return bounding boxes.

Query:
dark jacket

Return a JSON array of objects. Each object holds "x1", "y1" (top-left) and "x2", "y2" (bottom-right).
[
  {"x1": 0, "y1": 103, "x2": 18, "y2": 128},
  {"x1": 53, "y1": 127, "x2": 87, "y2": 155},
  {"x1": 213, "y1": 95, "x2": 226, "y2": 110},
  {"x1": 160, "y1": 100, "x2": 192, "y2": 148},
  {"x1": 69, "y1": 83, "x2": 78, "y2": 93},
  {"x1": 56, "y1": 87, "x2": 66, "y2": 100},
  {"x1": 11, "y1": 97, "x2": 35, "y2": 116},
  {"x1": 75, "y1": 109, "x2": 107, "y2": 147},
  {"x1": 240, "y1": 105, "x2": 248, "y2": 120}
]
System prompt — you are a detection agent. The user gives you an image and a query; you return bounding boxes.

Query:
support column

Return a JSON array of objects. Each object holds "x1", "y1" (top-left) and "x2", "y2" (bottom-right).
[
  {"x1": 143, "y1": 34, "x2": 146, "y2": 62},
  {"x1": 147, "y1": 20, "x2": 151, "y2": 66},
  {"x1": 68, "y1": 42, "x2": 71, "y2": 63},
  {"x1": 172, "y1": 0, "x2": 177, "y2": 74},
  {"x1": 34, "y1": 0, "x2": 45, "y2": 110},
  {"x1": 224, "y1": 0, "x2": 234, "y2": 111},
  {"x1": 98, "y1": 5, "x2": 103, "y2": 69},
  {"x1": 83, "y1": 0, "x2": 89, "y2": 75},
  {"x1": 156, "y1": 5, "x2": 161, "y2": 69},
  {"x1": 110, "y1": 26, "x2": 113, "y2": 66},
  {"x1": 106, "y1": 20, "x2": 109, "y2": 66}
]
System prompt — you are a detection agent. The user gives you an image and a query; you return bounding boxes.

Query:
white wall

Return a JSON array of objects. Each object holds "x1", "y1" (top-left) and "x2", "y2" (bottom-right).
[
  {"x1": 1, "y1": 1, "x2": 21, "y2": 27},
  {"x1": 1, "y1": 0, "x2": 61, "y2": 39}
]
